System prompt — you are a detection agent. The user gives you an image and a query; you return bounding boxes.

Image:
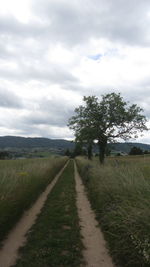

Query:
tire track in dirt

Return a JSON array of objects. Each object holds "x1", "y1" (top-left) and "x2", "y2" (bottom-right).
[
  {"x1": 0, "y1": 161, "x2": 68, "y2": 267},
  {"x1": 74, "y1": 161, "x2": 115, "y2": 267}
]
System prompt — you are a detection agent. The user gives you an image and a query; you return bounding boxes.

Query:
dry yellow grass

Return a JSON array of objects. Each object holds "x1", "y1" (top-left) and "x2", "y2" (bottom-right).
[
  {"x1": 0, "y1": 156, "x2": 68, "y2": 244},
  {"x1": 76, "y1": 156, "x2": 150, "y2": 267}
]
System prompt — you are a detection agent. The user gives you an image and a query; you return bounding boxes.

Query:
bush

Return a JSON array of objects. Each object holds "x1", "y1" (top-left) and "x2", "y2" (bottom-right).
[{"x1": 129, "y1": 146, "x2": 143, "y2": 155}]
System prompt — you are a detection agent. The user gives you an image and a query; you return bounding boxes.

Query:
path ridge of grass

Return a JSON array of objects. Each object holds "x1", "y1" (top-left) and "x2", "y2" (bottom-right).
[{"x1": 13, "y1": 160, "x2": 84, "y2": 267}]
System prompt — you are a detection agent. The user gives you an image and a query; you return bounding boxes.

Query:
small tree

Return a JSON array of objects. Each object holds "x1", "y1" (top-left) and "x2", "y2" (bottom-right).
[
  {"x1": 0, "y1": 151, "x2": 9, "y2": 159},
  {"x1": 129, "y1": 146, "x2": 143, "y2": 155},
  {"x1": 64, "y1": 149, "x2": 71, "y2": 157},
  {"x1": 70, "y1": 141, "x2": 83, "y2": 158},
  {"x1": 68, "y1": 93, "x2": 148, "y2": 164}
]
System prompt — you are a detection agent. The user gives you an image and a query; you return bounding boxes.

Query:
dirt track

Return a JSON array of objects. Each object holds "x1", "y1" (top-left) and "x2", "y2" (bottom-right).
[
  {"x1": 0, "y1": 160, "x2": 114, "y2": 267},
  {"x1": 74, "y1": 161, "x2": 114, "y2": 267},
  {"x1": 0, "y1": 162, "x2": 68, "y2": 267}
]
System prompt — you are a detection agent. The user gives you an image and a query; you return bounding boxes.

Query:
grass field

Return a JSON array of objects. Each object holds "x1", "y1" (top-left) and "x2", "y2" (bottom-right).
[
  {"x1": 76, "y1": 156, "x2": 150, "y2": 267},
  {"x1": 0, "y1": 156, "x2": 68, "y2": 245},
  {"x1": 13, "y1": 160, "x2": 84, "y2": 267}
]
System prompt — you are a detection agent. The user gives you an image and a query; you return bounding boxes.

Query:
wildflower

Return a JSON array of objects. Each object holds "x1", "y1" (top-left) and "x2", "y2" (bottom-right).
[{"x1": 18, "y1": 172, "x2": 28, "y2": 176}]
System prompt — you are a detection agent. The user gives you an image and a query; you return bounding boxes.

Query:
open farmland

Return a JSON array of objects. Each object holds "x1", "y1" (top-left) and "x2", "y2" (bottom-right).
[
  {"x1": 76, "y1": 155, "x2": 150, "y2": 267},
  {"x1": 0, "y1": 156, "x2": 68, "y2": 244},
  {"x1": 0, "y1": 155, "x2": 150, "y2": 267}
]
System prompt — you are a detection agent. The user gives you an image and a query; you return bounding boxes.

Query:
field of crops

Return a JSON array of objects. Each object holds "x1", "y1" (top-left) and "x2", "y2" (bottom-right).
[
  {"x1": 0, "y1": 156, "x2": 68, "y2": 244},
  {"x1": 76, "y1": 155, "x2": 150, "y2": 267}
]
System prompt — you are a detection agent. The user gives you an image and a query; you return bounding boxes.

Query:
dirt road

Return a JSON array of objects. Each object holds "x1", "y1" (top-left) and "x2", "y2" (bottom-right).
[
  {"x1": 0, "y1": 160, "x2": 115, "y2": 267},
  {"x1": 74, "y1": 161, "x2": 115, "y2": 267},
  {"x1": 0, "y1": 161, "x2": 68, "y2": 267}
]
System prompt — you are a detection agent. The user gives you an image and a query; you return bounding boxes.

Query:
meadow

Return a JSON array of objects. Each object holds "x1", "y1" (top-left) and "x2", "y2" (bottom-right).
[
  {"x1": 76, "y1": 155, "x2": 150, "y2": 267},
  {"x1": 0, "y1": 156, "x2": 67, "y2": 244},
  {"x1": 0, "y1": 154, "x2": 150, "y2": 266}
]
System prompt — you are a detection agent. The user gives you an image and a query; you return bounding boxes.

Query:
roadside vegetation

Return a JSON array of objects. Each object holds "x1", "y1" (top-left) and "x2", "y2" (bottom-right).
[
  {"x1": 13, "y1": 160, "x2": 84, "y2": 267},
  {"x1": 76, "y1": 156, "x2": 150, "y2": 267},
  {"x1": 0, "y1": 156, "x2": 68, "y2": 245}
]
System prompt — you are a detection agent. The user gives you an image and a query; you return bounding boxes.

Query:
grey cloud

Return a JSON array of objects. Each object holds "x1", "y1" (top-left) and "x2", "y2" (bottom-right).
[
  {"x1": 0, "y1": 61, "x2": 78, "y2": 85},
  {"x1": 139, "y1": 77, "x2": 150, "y2": 88},
  {"x1": 23, "y1": 65, "x2": 78, "y2": 84},
  {"x1": 0, "y1": 42, "x2": 14, "y2": 60},
  {"x1": 0, "y1": 0, "x2": 149, "y2": 87},
  {"x1": 7, "y1": 114, "x2": 71, "y2": 139},
  {"x1": 0, "y1": 15, "x2": 46, "y2": 38},
  {"x1": 32, "y1": 0, "x2": 150, "y2": 46},
  {"x1": 0, "y1": 0, "x2": 149, "y2": 53},
  {"x1": 114, "y1": 85, "x2": 150, "y2": 120},
  {"x1": 69, "y1": 83, "x2": 150, "y2": 119},
  {"x1": 25, "y1": 113, "x2": 67, "y2": 127},
  {"x1": 18, "y1": 124, "x2": 70, "y2": 139},
  {"x1": 0, "y1": 0, "x2": 150, "y2": 141},
  {"x1": 24, "y1": 97, "x2": 74, "y2": 127},
  {"x1": 0, "y1": 88, "x2": 23, "y2": 109}
]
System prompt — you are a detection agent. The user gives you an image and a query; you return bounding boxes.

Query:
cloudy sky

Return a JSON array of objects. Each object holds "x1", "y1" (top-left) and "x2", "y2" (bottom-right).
[{"x1": 0, "y1": 0, "x2": 150, "y2": 143}]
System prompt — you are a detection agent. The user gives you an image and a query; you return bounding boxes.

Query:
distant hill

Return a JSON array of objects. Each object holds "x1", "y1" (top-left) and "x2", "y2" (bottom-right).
[
  {"x1": 0, "y1": 136, "x2": 149, "y2": 154},
  {"x1": 0, "y1": 136, "x2": 74, "y2": 150},
  {"x1": 109, "y1": 142, "x2": 150, "y2": 153}
]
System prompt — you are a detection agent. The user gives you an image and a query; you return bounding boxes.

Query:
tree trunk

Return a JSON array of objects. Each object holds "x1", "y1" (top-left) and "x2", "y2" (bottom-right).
[
  {"x1": 87, "y1": 143, "x2": 93, "y2": 160},
  {"x1": 98, "y1": 137, "x2": 107, "y2": 164}
]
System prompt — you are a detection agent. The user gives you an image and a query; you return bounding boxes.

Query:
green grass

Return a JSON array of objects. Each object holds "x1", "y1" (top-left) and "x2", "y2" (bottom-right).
[
  {"x1": 13, "y1": 160, "x2": 84, "y2": 267},
  {"x1": 0, "y1": 156, "x2": 68, "y2": 245},
  {"x1": 76, "y1": 156, "x2": 150, "y2": 267},
  {"x1": 29, "y1": 150, "x2": 55, "y2": 158}
]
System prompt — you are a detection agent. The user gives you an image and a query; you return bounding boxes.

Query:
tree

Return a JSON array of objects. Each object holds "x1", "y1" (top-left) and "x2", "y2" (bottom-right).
[
  {"x1": 105, "y1": 146, "x2": 111, "y2": 156},
  {"x1": 71, "y1": 141, "x2": 83, "y2": 158},
  {"x1": 144, "y1": 150, "x2": 150, "y2": 155},
  {"x1": 0, "y1": 151, "x2": 9, "y2": 159},
  {"x1": 129, "y1": 146, "x2": 143, "y2": 155},
  {"x1": 68, "y1": 101, "x2": 95, "y2": 160},
  {"x1": 64, "y1": 149, "x2": 71, "y2": 157},
  {"x1": 68, "y1": 92, "x2": 148, "y2": 164}
]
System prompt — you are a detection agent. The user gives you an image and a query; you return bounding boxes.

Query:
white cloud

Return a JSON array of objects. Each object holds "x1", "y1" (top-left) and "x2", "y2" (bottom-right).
[
  {"x1": 0, "y1": 0, "x2": 32, "y2": 23},
  {"x1": 0, "y1": 0, "x2": 149, "y2": 142},
  {"x1": 47, "y1": 44, "x2": 75, "y2": 65}
]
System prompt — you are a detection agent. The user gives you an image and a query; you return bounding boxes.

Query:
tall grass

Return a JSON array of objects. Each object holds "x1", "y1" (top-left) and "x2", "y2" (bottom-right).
[
  {"x1": 14, "y1": 160, "x2": 84, "y2": 267},
  {"x1": 0, "y1": 156, "x2": 68, "y2": 244},
  {"x1": 76, "y1": 156, "x2": 150, "y2": 267}
]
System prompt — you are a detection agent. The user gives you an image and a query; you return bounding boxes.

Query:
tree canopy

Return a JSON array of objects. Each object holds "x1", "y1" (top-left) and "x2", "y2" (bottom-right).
[
  {"x1": 129, "y1": 146, "x2": 144, "y2": 155},
  {"x1": 68, "y1": 92, "x2": 148, "y2": 163}
]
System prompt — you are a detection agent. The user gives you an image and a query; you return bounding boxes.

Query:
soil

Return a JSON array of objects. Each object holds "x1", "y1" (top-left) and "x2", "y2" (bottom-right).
[
  {"x1": 74, "y1": 161, "x2": 115, "y2": 267},
  {"x1": 0, "y1": 162, "x2": 68, "y2": 267}
]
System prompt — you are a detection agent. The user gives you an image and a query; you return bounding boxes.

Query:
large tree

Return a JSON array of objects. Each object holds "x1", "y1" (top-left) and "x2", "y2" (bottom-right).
[{"x1": 68, "y1": 92, "x2": 148, "y2": 164}]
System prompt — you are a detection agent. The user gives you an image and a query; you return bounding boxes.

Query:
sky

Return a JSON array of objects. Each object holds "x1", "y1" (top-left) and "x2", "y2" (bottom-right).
[{"x1": 0, "y1": 0, "x2": 150, "y2": 143}]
